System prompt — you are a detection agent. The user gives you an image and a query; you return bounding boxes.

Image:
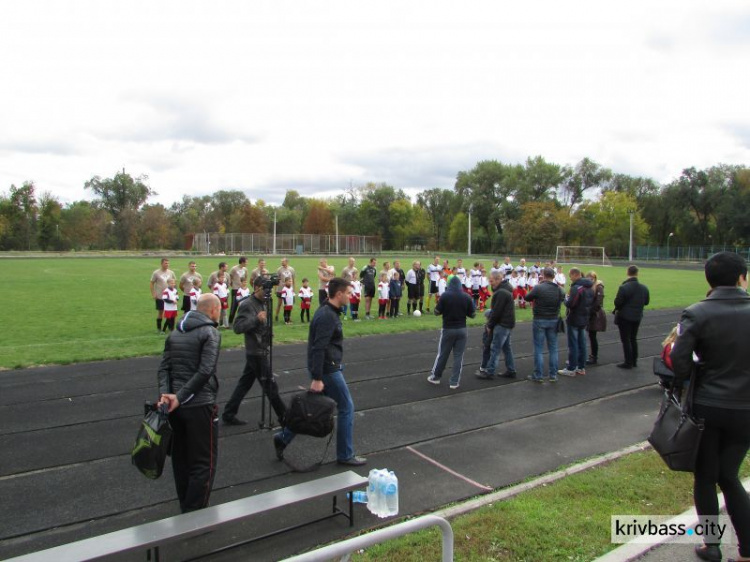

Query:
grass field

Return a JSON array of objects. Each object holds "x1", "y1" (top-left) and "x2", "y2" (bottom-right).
[{"x1": 0, "y1": 255, "x2": 710, "y2": 369}]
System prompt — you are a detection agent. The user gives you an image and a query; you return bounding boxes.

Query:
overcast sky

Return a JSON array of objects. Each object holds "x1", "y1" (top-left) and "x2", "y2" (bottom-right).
[{"x1": 1, "y1": 1, "x2": 748, "y2": 207}]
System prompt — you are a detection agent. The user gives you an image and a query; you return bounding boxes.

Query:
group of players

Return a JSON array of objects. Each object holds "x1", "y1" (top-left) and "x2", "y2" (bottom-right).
[{"x1": 149, "y1": 255, "x2": 572, "y2": 332}]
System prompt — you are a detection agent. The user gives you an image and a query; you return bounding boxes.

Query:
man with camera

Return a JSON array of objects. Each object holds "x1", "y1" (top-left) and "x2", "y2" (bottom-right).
[
  {"x1": 273, "y1": 277, "x2": 367, "y2": 466},
  {"x1": 222, "y1": 276, "x2": 286, "y2": 426}
]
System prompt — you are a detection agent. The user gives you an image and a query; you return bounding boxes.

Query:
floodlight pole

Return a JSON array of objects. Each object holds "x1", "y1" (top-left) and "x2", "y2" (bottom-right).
[
  {"x1": 628, "y1": 209, "x2": 635, "y2": 262},
  {"x1": 273, "y1": 210, "x2": 277, "y2": 255},
  {"x1": 667, "y1": 232, "x2": 674, "y2": 260},
  {"x1": 467, "y1": 205, "x2": 472, "y2": 256}
]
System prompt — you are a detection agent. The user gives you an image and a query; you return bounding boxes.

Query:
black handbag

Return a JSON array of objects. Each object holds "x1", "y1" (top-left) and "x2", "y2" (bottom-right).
[
  {"x1": 285, "y1": 391, "x2": 336, "y2": 438},
  {"x1": 652, "y1": 356, "x2": 674, "y2": 379},
  {"x1": 132, "y1": 402, "x2": 173, "y2": 479},
  {"x1": 647, "y1": 368, "x2": 704, "y2": 472}
]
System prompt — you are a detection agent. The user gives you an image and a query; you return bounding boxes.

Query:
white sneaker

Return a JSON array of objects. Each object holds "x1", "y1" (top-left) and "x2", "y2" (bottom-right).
[
  {"x1": 449, "y1": 383, "x2": 460, "y2": 390},
  {"x1": 427, "y1": 375, "x2": 441, "y2": 385},
  {"x1": 557, "y1": 368, "x2": 577, "y2": 377}
]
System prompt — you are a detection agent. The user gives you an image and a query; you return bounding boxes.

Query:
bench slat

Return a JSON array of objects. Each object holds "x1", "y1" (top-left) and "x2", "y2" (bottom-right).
[{"x1": 8, "y1": 471, "x2": 368, "y2": 562}]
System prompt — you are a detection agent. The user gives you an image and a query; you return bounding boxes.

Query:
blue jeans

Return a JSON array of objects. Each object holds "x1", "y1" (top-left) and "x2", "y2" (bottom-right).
[
  {"x1": 566, "y1": 324, "x2": 587, "y2": 371},
  {"x1": 481, "y1": 326, "x2": 515, "y2": 375},
  {"x1": 431, "y1": 327, "x2": 468, "y2": 386},
  {"x1": 532, "y1": 318, "x2": 559, "y2": 380},
  {"x1": 278, "y1": 369, "x2": 355, "y2": 461}
]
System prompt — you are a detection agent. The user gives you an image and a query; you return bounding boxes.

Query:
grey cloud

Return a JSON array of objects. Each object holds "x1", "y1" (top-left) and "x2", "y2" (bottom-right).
[
  {"x1": 98, "y1": 95, "x2": 263, "y2": 145},
  {"x1": 0, "y1": 138, "x2": 79, "y2": 156}
]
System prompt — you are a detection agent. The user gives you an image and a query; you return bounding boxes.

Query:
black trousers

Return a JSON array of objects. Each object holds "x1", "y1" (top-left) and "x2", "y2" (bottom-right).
[
  {"x1": 228, "y1": 291, "x2": 239, "y2": 324},
  {"x1": 588, "y1": 330, "x2": 599, "y2": 359},
  {"x1": 617, "y1": 318, "x2": 640, "y2": 367},
  {"x1": 223, "y1": 355, "x2": 286, "y2": 424},
  {"x1": 318, "y1": 289, "x2": 328, "y2": 306},
  {"x1": 693, "y1": 404, "x2": 750, "y2": 556},
  {"x1": 170, "y1": 404, "x2": 218, "y2": 513}
]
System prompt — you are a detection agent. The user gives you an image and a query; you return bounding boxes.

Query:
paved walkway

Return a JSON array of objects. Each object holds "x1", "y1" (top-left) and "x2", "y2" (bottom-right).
[{"x1": 0, "y1": 309, "x2": 681, "y2": 561}]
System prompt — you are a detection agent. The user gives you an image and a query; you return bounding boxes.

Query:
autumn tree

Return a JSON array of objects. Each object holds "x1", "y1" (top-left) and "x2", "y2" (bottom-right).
[{"x1": 302, "y1": 199, "x2": 334, "y2": 234}]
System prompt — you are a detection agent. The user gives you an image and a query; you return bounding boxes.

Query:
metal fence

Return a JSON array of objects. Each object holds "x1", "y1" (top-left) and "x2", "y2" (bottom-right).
[
  {"x1": 191, "y1": 233, "x2": 382, "y2": 255},
  {"x1": 636, "y1": 245, "x2": 750, "y2": 261}
]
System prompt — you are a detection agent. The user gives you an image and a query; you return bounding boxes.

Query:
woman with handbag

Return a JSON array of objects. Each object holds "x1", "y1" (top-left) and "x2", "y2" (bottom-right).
[
  {"x1": 670, "y1": 252, "x2": 750, "y2": 562},
  {"x1": 585, "y1": 271, "x2": 606, "y2": 365}
]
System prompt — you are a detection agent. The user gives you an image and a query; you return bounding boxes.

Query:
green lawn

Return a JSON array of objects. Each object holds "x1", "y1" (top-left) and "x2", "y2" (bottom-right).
[
  {"x1": 356, "y1": 450, "x2": 750, "y2": 561},
  {"x1": 0, "y1": 256, "x2": 709, "y2": 369}
]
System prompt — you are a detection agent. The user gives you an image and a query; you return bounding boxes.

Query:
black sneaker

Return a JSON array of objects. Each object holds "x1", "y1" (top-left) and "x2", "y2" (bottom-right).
[
  {"x1": 499, "y1": 371, "x2": 517, "y2": 378},
  {"x1": 475, "y1": 371, "x2": 494, "y2": 380},
  {"x1": 273, "y1": 433, "x2": 286, "y2": 460},
  {"x1": 337, "y1": 456, "x2": 367, "y2": 466},
  {"x1": 616, "y1": 363, "x2": 633, "y2": 370},
  {"x1": 222, "y1": 416, "x2": 247, "y2": 426}
]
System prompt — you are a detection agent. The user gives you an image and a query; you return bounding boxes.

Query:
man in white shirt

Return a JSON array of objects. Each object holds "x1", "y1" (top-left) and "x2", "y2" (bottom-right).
[{"x1": 426, "y1": 256, "x2": 442, "y2": 312}]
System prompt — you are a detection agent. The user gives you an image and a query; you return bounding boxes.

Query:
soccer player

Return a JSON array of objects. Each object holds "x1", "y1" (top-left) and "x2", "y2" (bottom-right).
[
  {"x1": 389, "y1": 271, "x2": 402, "y2": 318},
  {"x1": 228, "y1": 257, "x2": 248, "y2": 325},
  {"x1": 280, "y1": 277, "x2": 295, "y2": 325},
  {"x1": 455, "y1": 258, "x2": 467, "y2": 284},
  {"x1": 179, "y1": 261, "x2": 202, "y2": 316},
  {"x1": 377, "y1": 273, "x2": 390, "y2": 319},
  {"x1": 274, "y1": 258, "x2": 296, "y2": 322},
  {"x1": 360, "y1": 258, "x2": 378, "y2": 318},
  {"x1": 349, "y1": 277, "x2": 361, "y2": 321},
  {"x1": 189, "y1": 278, "x2": 203, "y2": 311},
  {"x1": 469, "y1": 262, "x2": 483, "y2": 308},
  {"x1": 213, "y1": 272, "x2": 230, "y2": 328},
  {"x1": 161, "y1": 278, "x2": 179, "y2": 333},
  {"x1": 150, "y1": 258, "x2": 176, "y2": 332},
  {"x1": 426, "y1": 256, "x2": 442, "y2": 312},
  {"x1": 500, "y1": 257, "x2": 514, "y2": 280},
  {"x1": 236, "y1": 278, "x2": 250, "y2": 306},
  {"x1": 298, "y1": 278, "x2": 313, "y2": 323}
]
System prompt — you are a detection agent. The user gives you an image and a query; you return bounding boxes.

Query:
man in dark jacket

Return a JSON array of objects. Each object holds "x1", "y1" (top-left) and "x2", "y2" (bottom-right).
[
  {"x1": 476, "y1": 271, "x2": 516, "y2": 380},
  {"x1": 427, "y1": 276, "x2": 476, "y2": 389},
  {"x1": 157, "y1": 294, "x2": 222, "y2": 513},
  {"x1": 222, "y1": 276, "x2": 287, "y2": 426},
  {"x1": 274, "y1": 278, "x2": 366, "y2": 466},
  {"x1": 559, "y1": 268, "x2": 594, "y2": 377},
  {"x1": 525, "y1": 268, "x2": 565, "y2": 382},
  {"x1": 360, "y1": 258, "x2": 378, "y2": 319},
  {"x1": 613, "y1": 265, "x2": 650, "y2": 369},
  {"x1": 670, "y1": 252, "x2": 750, "y2": 560}
]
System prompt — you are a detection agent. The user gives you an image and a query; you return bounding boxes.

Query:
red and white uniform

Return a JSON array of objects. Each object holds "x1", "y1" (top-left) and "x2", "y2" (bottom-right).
[
  {"x1": 527, "y1": 275, "x2": 539, "y2": 290},
  {"x1": 299, "y1": 286, "x2": 313, "y2": 310},
  {"x1": 469, "y1": 268, "x2": 482, "y2": 290},
  {"x1": 437, "y1": 277, "x2": 447, "y2": 297},
  {"x1": 280, "y1": 286, "x2": 295, "y2": 311},
  {"x1": 349, "y1": 280, "x2": 361, "y2": 305},
  {"x1": 162, "y1": 287, "x2": 179, "y2": 318},
  {"x1": 236, "y1": 286, "x2": 250, "y2": 304},
  {"x1": 213, "y1": 282, "x2": 229, "y2": 309},
  {"x1": 378, "y1": 281, "x2": 390, "y2": 305},
  {"x1": 189, "y1": 287, "x2": 202, "y2": 311}
]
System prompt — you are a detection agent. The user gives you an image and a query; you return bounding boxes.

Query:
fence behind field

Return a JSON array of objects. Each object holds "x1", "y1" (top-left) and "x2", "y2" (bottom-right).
[
  {"x1": 191, "y1": 233, "x2": 382, "y2": 255},
  {"x1": 636, "y1": 245, "x2": 750, "y2": 262}
]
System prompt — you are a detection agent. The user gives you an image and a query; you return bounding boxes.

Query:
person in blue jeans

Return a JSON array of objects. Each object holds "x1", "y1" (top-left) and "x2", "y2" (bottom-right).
[
  {"x1": 525, "y1": 268, "x2": 565, "y2": 383},
  {"x1": 428, "y1": 276, "x2": 476, "y2": 389},
  {"x1": 477, "y1": 271, "x2": 516, "y2": 379},
  {"x1": 273, "y1": 278, "x2": 366, "y2": 467},
  {"x1": 559, "y1": 268, "x2": 594, "y2": 377}
]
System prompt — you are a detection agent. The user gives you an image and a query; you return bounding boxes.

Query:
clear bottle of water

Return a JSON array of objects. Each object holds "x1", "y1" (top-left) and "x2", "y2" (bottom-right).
[
  {"x1": 367, "y1": 469, "x2": 380, "y2": 515},
  {"x1": 385, "y1": 471, "x2": 399, "y2": 516},
  {"x1": 348, "y1": 490, "x2": 368, "y2": 504},
  {"x1": 377, "y1": 470, "x2": 389, "y2": 518}
]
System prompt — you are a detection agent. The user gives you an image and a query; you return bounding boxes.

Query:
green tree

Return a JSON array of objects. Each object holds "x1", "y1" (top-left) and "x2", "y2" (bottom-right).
[
  {"x1": 559, "y1": 158, "x2": 612, "y2": 210},
  {"x1": 139, "y1": 204, "x2": 174, "y2": 249},
  {"x1": 85, "y1": 171, "x2": 154, "y2": 249},
  {"x1": 37, "y1": 192, "x2": 62, "y2": 250},
  {"x1": 0, "y1": 182, "x2": 38, "y2": 250},
  {"x1": 579, "y1": 191, "x2": 649, "y2": 256},
  {"x1": 518, "y1": 155, "x2": 562, "y2": 203},
  {"x1": 416, "y1": 188, "x2": 460, "y2": 249},
  {"x1": 503, "y1": 201, "x2": 563, "y2": 255},
  {"x1": 448, "y1": 212, "x2": 468, "y2": 252},
  {"x1": 357, "y1": 183, "x2": 407, "y2": 249},
  {"x1": 302, "y1": 199, "x2": 334, "y2": 234},
  {"x1": 211, "y1": 190, "x2": 249, "y2": 232}
]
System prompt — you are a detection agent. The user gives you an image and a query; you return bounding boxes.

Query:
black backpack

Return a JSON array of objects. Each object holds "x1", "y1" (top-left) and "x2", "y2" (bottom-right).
[{"x1": 285, "y1": 391, "x2": 336, "y2": 437}]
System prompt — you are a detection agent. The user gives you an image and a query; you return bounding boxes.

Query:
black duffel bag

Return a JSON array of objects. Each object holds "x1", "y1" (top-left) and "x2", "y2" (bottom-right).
[{"x1": 285, "y1": 391, "x2": 336, "y2": 438}]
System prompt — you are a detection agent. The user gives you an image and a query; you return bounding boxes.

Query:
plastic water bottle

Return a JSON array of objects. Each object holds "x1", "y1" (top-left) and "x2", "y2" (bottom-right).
[
  {"x1": 377, "y1": 470, "x2": 390, "y2": 518},
  {"x1": 367, "y1": 469, "x2": 380, "y2": 515},
  {"x1": 348, "y1": 490, "x2": 368, "y2": 504},
  {"x1": 385, "y1": 471, "x2": 399, "y2": 516}
]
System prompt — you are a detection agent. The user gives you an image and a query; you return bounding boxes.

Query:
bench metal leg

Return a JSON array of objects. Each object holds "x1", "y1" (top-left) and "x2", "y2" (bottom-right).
[{"x1": 146, "y1": 546, "x2": 160, "y2": 561}]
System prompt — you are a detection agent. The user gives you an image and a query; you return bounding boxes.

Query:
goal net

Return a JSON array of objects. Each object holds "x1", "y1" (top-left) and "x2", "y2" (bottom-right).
[{"x1": 555, "y1": 246, "x2": 612, "y2": 267}]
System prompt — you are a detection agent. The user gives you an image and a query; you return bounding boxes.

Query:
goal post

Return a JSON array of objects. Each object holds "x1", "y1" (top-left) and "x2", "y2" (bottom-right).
[{"x1": 555, "y1": 246, "x2": 612, "y2": 267}]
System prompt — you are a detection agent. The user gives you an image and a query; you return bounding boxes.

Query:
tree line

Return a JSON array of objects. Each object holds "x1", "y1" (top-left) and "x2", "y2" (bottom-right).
[{"x1": 1, "y1": 157, "x2": 748, "y2": 255}]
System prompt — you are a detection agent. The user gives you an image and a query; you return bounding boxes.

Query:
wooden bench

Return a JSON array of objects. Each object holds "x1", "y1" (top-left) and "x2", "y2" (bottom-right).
[{"x1": 8, "y1": 471, "x2": 368, "y2": 562}]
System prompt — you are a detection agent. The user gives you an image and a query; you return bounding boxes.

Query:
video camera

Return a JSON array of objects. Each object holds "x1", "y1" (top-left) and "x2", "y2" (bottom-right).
[{"x1": 261, "y1": 274, "x2": 280, "y2": 293}]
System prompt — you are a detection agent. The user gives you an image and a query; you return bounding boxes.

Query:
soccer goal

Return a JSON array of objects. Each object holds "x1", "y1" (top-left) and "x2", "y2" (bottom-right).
[{"x1": 555, "y1": 246, "x2": 613, "y2": 267}]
